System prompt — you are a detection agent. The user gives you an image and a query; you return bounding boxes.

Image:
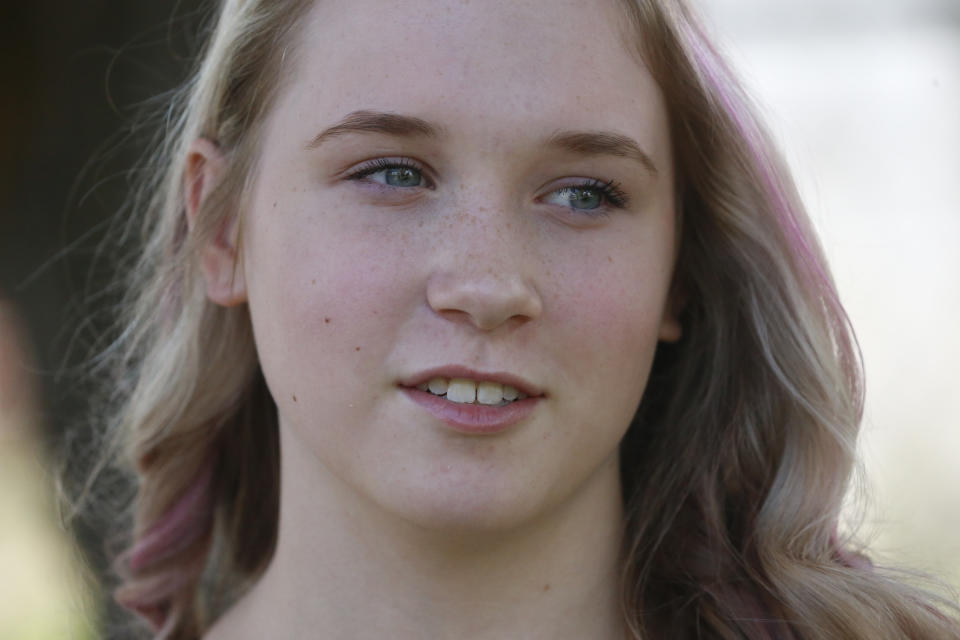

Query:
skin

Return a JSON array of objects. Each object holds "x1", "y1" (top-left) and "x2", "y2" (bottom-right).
[{"x1": 191, "y1": 0, "x2": 680, "y2": 637}]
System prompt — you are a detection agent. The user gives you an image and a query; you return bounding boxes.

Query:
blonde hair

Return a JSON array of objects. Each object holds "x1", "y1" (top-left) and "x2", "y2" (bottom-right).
[{"x1": 80, "y1": 0, "x2": 960, "y2": 638}]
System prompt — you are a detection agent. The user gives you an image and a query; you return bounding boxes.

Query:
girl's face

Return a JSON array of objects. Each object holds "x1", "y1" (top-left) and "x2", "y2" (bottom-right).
[{"x1": 228, "y1": 0, "x2": 679, "y2": 531}]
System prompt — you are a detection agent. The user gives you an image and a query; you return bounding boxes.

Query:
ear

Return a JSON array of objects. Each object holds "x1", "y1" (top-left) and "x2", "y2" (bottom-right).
[
  {"x1": 658, "y1": 285, "x2": 685, "y2": 343},
  {"x1": 184, "y1": 138, "x2": 247, "y2": 307}
]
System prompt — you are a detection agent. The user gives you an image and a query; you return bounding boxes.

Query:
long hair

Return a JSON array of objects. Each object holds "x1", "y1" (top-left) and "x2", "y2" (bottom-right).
[
  {"x1": 615, "y1": 1, "x2": 959, "y2": 637},
  {"x1": 82, "y1": 0, "x2": 959, "y2": 638}
]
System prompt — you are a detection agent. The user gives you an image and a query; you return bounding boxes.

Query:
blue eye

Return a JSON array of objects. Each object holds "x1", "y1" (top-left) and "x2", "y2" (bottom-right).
[
  {"x1": 384, "y1": 166, "x2": 422, "y2": 187},
  {"x1": 347, "y1": 158, "x2": 428, "y2": 188},
  {"x1": 543, "y1": 179, "x2": 629, "y2": 214},
  {"x1": 555, "y1": 186, "x2": 603, "y2": 210},
  {"x1": 346, "y1": 161, "x2": 628, "y2": 217}
]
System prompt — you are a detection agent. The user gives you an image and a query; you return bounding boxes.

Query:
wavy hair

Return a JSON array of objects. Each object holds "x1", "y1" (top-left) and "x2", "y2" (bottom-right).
[{"x1": 80, "y1": 0, "x2": 959, "y2": 638}]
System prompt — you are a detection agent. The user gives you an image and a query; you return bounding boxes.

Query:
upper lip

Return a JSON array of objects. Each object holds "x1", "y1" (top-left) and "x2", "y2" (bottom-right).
[{"x1": 399, "y1": 365, "x2": 545, "y2": 398}]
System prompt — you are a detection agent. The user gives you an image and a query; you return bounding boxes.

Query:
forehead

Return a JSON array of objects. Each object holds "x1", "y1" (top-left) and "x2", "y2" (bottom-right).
[{"x1": 275, "y1": 0, "x2": 669, "y2": 163}]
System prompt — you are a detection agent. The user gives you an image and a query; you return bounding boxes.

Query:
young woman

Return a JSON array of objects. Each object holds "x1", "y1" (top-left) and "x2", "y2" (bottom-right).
[{"x1": 90, "y1": 0, "x2": 960, "y2": 637}]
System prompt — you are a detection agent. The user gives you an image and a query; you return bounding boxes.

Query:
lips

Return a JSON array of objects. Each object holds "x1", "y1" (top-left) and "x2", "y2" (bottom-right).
[
  {"x1": 398, "y1": 365, "x2": 545, "y2": 434},
  {"x1": 400, "y1": 387, "x2": 541, "y2": 434},
  {"x1": 398, "y1": 365, "x2": 545, "y2": 399}
]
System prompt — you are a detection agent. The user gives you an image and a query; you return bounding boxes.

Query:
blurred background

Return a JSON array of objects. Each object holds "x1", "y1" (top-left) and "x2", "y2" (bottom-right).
[
  {"x1": 705, "y1": 0, "x2": 960, "y2": 590},
  {"x1": 0, "y1": 0, "x2": 957, "y2": 637},
  {"x1": 1, "y1": 4, "x2": 207, "y2": 637}
]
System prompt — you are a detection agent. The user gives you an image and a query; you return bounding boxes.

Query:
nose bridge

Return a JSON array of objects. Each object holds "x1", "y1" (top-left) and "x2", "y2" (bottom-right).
[
  {"x1": 450, "y1": 197, "x2": 518, "y2": 268},
  {"x1": 425, "y1": 192, "x2": 543, "y2": 331}
]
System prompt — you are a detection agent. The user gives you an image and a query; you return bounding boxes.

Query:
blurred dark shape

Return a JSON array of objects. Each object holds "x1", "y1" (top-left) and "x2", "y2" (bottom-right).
[{"x1": 0, "y1": 2, "x2": 206, "y2": 636}]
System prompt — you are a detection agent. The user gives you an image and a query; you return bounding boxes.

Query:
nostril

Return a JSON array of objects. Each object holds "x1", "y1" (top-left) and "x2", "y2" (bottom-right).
[{"x1": 425, "y1": 271, "x2": 542, "y2": 331}]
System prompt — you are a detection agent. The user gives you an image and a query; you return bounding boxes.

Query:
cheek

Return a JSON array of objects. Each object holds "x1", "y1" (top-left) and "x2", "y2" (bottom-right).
[
  {"x1": 242, "y1": 202, "x2": 416, "y2": 407},
  {"x1": 547, "y1": 243, "x2": 673, "y2": 393},
  {"x1": 530, "y1": 249, "x2": 671, "y2": 493},
  {"x1": 537, "y1": 229, "x2": 676, "y2": 471}
]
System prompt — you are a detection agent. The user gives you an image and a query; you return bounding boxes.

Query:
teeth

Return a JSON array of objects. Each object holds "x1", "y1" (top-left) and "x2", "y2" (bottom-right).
[
  {"x1": 416, "y1": 377, "x2": 532, "y2": 405},
  {"x1": 446, "y1": 378, "x2": 477, "y2": 403},
  {"x1": 477, "y1": 381, "x2": 504, "y2": 406},
  {"x1": 427, "y1": 377, "x2": 448, "y2": 395}
]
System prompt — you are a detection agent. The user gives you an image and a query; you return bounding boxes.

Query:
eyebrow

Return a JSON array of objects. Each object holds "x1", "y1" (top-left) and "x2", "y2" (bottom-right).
[
  {"x1": 306, "y1": 110, "x2": 442, "y2": 148},
  {"x1": 545, "y1": 130, "x2": 658, "y2": 177},
  {"x1": 306, "y1": 110, "x2": 658, "y2": 176}
]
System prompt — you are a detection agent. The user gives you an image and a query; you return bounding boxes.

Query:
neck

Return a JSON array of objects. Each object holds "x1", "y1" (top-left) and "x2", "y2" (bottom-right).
[{"x1": 209, "y1": 424, "x2": 628, "y2": 640}]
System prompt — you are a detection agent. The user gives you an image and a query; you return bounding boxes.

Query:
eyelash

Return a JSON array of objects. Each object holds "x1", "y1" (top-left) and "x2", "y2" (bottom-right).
[
  {"x1": 346, "y1": 157, "x2": 429, "y2": 185},
  {"x1": 345, "y1": 158, "x2": 629, "y2": 215},
  {"x1": 557, "y1": 178, "x2": 629, "y2": 213}
]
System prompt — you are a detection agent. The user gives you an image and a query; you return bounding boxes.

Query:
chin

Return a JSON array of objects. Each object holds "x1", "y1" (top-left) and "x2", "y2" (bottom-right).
[{"x1": 375, "y1": 469, "x2": 557, "y2": 538}]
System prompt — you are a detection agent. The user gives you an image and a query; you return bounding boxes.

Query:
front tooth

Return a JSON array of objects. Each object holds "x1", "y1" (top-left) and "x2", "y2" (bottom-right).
[
  {"x1": 477, "y1": 381, "x2": 504, "y2": 405},
  {"x1": 446, "y1": 378, "x2": 477, "y2": 403},
  {"x1": 502, "y1": 385, "x2": 519, "y2": 401},
  {"x1": 427, "y1": 378, "x2": 449, "y2": 395}
]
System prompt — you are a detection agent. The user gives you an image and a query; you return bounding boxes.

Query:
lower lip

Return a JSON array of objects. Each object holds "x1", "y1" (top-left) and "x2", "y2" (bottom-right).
[{"x1": 400, "y1": 387, "x2": 541, "y2": 435}]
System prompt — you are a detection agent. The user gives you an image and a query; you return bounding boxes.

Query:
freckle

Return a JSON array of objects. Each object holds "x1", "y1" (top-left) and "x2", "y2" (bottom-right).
[
  {"x1": 355, "y1": 346, "x2": 361, "y2": 351},
  {"x1": 324, "y1": 317, "x2": 330, "y2": 323},
  {"x1": 312, "y1": 279, "x2": 316, "y2": 285},
  {"x1": 608, "y1": 256, "x2": 614, "y2": 263},
  {"x1": 292, "y1": 395, "x2": 297, "y2": 402},
  {"x1": 543, "y1": 584, "x2": 551, "y2": 592}
]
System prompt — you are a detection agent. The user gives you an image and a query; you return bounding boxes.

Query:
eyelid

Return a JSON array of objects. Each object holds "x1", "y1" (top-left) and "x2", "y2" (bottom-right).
[
  {"x1": 344, "y1": 156, "x2": 434, "y2": 187},
  {"x1": 539, "y1": 177, "x2": 630, "y2": 213},
  {"x1": 342, "y1": 159, "x2": 629, "y2": 215}
]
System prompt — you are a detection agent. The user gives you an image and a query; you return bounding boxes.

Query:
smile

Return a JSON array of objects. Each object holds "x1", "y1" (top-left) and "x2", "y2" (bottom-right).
[
  {"x1": 416, "y1": 377, "x2": 530, "y2": 407},
  {"x1": 401, "y1": 387, "x2": 541, "y2": 435},
  {"x1": 398, "y1": 366, "x2": 544, "y2": 434}
]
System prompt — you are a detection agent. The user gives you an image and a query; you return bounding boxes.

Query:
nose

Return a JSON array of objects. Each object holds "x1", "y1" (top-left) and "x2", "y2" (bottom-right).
[
  {"x1": 427, "y1": 269, "x2": 543, "y2": 331},
  {"x1": 425, "y1": 214, "x2": 543, "y2": 332}
]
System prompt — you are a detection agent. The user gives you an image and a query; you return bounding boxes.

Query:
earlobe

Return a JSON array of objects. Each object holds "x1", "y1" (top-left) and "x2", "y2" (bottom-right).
[
  {"x1": 658, "y1": 288, "x2": 685, "y2": 343},
  {"x1": 184, "y1": 138, "x2": 247, "y2": 307},
  {"x1": 658, "y1": 315, "x2": 683, "y2": 343}
]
